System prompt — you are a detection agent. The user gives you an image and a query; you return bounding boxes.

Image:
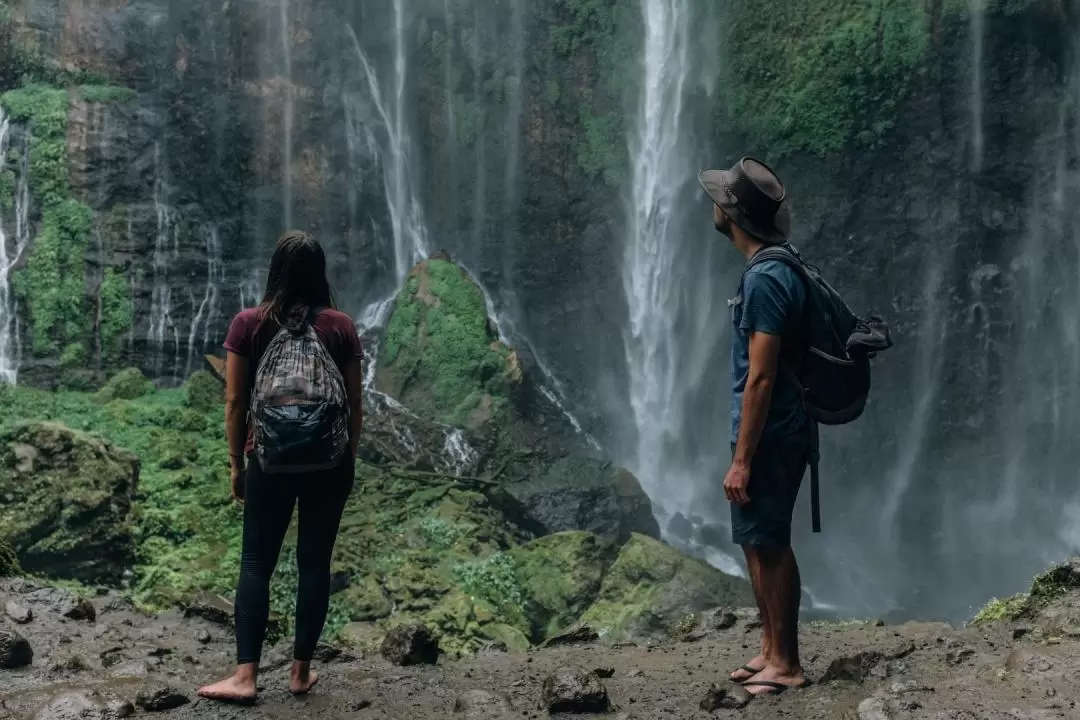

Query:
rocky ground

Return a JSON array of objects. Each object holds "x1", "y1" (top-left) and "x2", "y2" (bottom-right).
[{"x1": 3, "y1": 568, "x2": 1080, "y2": 720}]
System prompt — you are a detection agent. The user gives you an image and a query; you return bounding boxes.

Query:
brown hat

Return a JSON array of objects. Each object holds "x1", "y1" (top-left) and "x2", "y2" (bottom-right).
[{"x1": 699, "y1": 157, "x2": 790, "y2": 245}]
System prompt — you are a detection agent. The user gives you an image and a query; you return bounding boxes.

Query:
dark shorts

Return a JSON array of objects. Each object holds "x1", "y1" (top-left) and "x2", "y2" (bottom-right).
[{"x1": 730, "y1": 430, "x2": 811, "y2": 547}]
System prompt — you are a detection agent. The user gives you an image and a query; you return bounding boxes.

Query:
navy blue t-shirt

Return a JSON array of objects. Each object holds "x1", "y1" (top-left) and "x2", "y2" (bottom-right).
[{"x1": 730, "y1": 258, "x2": 807, "y2": 443}]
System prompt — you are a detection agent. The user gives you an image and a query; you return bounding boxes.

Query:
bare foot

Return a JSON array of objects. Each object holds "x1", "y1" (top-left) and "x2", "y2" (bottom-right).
[
  {"x1": 742, "y1": 664, "x2": 807, "y2": 697},
  {"x1": 197, "y1": 674, "x2": 258, "y2": 704},
  {"x1": 729, "y1": 654, "x2": 766, "y2": 682},
  {"x1": 290, "y1": 665, "x2": 319, "y2": 695}
]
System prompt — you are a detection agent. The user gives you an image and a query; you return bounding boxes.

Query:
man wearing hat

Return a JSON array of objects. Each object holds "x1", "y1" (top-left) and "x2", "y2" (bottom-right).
[{"x1": 699, "y1": 157, "x2": 811, "y2": 696}]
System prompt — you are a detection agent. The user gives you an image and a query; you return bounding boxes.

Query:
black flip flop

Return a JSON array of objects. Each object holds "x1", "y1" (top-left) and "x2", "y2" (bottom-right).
[
  {"x1": 743, "y1": 679, "x2": 810, "y2": 696},
  {"x1": 729, "y1": 664, "x2": 764, "y2": 681}
]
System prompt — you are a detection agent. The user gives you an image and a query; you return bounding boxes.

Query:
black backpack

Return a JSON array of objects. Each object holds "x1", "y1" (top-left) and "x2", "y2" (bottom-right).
[{"x1": 743, "y1": 243, "x2": 892, "y2": 531}]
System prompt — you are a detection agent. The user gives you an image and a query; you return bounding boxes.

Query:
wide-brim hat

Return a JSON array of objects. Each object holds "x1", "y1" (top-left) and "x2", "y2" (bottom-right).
[{"x1": 699, "y1": 157, "x2": 790, "y2": 245}]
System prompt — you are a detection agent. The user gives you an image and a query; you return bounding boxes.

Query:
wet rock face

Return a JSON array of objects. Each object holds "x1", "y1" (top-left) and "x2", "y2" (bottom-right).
[
  {"x1": 0, "y1": 628, "x2": 32, "y2": 669},
  {"x1": 380, "y1": 623, "x2": 440, "y2": 666},
  {"x1": 506, "y1": 456, "x2": 660, "y2": 544},
  {"x1": 541, "y1": 670, "x2": 610, "y2": 714},
  {"x1": 0, "y1": 422, "x2": 139, "y2": 585}
]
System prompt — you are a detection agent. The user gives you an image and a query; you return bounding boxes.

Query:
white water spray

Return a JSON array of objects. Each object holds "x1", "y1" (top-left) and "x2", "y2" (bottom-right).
[
  {"x1": 280, "y1": 0, "x2": 294, "y2": 226},
  {"x1": 0, "y1": 109, "x2": 31, "y2": 384},
  {"x1": 185, "y1": 223, "x2": 225, "y2": 377},
  {"x1": 970, "y1": 0, "x2": 985, "y2": 172},
  {"x1": 622, "y1": 0, "x2": 693, "y2": 497},
  {"x1": 148, "y1": 144, "x2": 181, "y2": 376}
]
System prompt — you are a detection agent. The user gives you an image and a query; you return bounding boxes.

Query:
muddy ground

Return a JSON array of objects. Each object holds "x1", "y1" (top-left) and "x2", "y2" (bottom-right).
[{"x1": 1, "y1": 578, "x2": 1077, "y2": 720}]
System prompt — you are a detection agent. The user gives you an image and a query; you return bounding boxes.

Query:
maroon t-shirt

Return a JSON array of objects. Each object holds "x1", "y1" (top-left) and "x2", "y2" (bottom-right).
[{"x1": 224, "y1": 307, "x2": 364, "y2": 453}]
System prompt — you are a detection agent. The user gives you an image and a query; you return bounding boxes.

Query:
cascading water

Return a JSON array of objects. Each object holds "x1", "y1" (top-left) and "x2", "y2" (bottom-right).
[
  {"x1": 147, "y1": 144, "x2": 181, "y2": 377},
  {"x1": 185, "y1": 223, "x2": 225, "y2": 377},
  {"x1": 0, "y1": 109, "x2": 30, "y2": 384},
  {"x1": 970, "y1": 0, "x2": 985, "y2": 172},
  {"x1": 621, "y1": 0, "x2": 697, "y2": 507},
  {"x1": 279, "y1": 0, "x2": 294, "y2": 227}
]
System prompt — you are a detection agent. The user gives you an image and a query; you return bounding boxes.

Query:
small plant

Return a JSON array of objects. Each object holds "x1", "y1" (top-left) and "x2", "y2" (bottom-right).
[
  {"x1": 417, "y1": 516, "x2": 465, "y2": 551},
  {"x1": 454, "y1": 553, "x2": 526, "y2": 611}
]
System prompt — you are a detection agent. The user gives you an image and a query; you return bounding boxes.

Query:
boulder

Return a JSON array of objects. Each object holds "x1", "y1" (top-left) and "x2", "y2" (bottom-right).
[
  {"x1": 380, "y1": 623, "x2": 440, "y2": 666},
  {"x1": 375, "y1": 257, "x2": 522, "y2": 429},
  {"x1": 93, "y1": 368, "x2": 152, "y2": 403},
  {"x1": 0, "y1": 628, "x2": 32, "y2": 669},
  {"x1": 506, "y1": 456, "x2": 660, "y2": 543},
  {"x1": 134, "y1": 684, "x2": 189, "y2": 711},
  {"x1": 511, "y1": 532, "x2": 614, "y2": 641},
  {"x1": 0, "y1": 422, "x2": 139, "y2": 584},
  {"x1": 25, "y1": 587, "x2": 96, "y2": 621},
  {"x1": 579, "y1": 534, "x2": 753, "y2": 641},
  {"x1": 182, "y1": 370, "x2": 222, "y2": 411},
  {"x1": 5, "y1": 600, "x2": 32, "y2": 623},
  {"x1": 541, "y1": 670, "x2": 609, "y2": 714}
]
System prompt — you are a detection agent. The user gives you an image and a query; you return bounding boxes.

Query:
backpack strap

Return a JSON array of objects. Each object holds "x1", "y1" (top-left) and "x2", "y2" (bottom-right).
[{"x1": 742, "y1": 245, "x2": 823, "y2": 534}]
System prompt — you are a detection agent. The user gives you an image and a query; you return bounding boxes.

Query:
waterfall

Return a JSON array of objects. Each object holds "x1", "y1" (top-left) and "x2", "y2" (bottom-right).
[
  {"x1": 346, "y1": 7, "x2": 429, "y2": 288},
  {"x1": 148, "y1": 144, "x2": 181, "y2": 377},
  {"x1": 970, "y1": 0, "x2": 985, "y2": 172},
  {"x1": 279, "y1": 0, "x2": 294, "y2": 227},
  {"x1": 622, "y1": 0, "x2": 693, "y2": 499},
  {"x1": 185, "y1": 223, "x2": 225, "y2": 377},
  {"x1": 0, "y1": 109, "x2": 30, "y2": 384}
]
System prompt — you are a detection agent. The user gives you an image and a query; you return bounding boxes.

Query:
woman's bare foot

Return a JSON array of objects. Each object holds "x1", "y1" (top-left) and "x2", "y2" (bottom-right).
[
  {"x1": 742, "y1": 664, "x2": 807, "y2": 696},
  {"x1": 290, "y1": 661, "x2": 319, "y2": 695},
  {"x1": 197, "y1": 672, "x2": 258, "y2": 704},
  {"x1": 729, "y1": 654, "x2": 766, "y2": 682}
]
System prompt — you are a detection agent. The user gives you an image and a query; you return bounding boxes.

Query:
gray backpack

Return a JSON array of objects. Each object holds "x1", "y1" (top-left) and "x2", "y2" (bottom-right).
[{"x1": 250, "y1": 308, "x2": 349, "y2": 474}]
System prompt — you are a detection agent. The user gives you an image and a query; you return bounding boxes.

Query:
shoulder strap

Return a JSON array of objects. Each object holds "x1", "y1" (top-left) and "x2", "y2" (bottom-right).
[{"x1": 743, "y1": 243, "x2": 809, "y2": 280}]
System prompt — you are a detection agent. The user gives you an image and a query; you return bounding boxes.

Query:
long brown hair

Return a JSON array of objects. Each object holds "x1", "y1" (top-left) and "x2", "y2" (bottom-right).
[{"x1": 258, "y1": 230, "x2": 336, "y2": 328}]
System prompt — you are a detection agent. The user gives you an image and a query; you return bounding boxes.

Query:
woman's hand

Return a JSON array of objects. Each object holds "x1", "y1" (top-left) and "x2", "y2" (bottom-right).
[{"x1": 230, "y1": 465, "x2": 246, "y2": 504}]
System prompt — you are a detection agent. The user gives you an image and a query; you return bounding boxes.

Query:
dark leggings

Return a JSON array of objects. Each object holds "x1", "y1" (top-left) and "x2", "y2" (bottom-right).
[{"x1": 234, "y1": 455, "x2": 354, "y2": 665}]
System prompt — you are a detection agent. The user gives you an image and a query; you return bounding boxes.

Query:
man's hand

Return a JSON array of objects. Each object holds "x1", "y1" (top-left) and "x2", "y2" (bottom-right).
[
  {"x1": 724, "y1": 460, "x2": 751, "y2": 505},
  {"x1": 230, "y1": 466, "x2": 246, "y2": 504}
]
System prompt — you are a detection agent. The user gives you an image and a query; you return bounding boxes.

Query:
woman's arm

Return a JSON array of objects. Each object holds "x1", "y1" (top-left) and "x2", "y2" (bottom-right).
[
  {"x1": 343, "y1": 360, "x2": 364, "y2": 458},
  {"x1": 225, "y1": 351, "x2": 250, "y2": 474}
]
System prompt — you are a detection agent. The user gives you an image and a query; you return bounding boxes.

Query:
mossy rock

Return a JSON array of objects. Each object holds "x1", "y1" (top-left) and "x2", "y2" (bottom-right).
[
  {"x1": 0, "y1": 537, "x2": 21, "y2": 577},
  {"x1": 0, "y1": 422, "x2": 139, "y2": 584},
  {"x1": 183, "y1": 370, "x2": 223, "y2": 411},
  {"x1": 507, "y1": 456, "x2": 660, "y2": 544},
  {"x1": 95, "y1": 368, "x2": 152, "y2": 403},
  {"x1": 511, "y1": 531, "x2": 616, "y2": 641},
  {"x1": 580, "y1": 534, "x2": 753, "y2": 642},
  {"x1": 971, "y1": 557, "x2": 1080, "y2": 626},
  {"x1": 376, "y1": 256, "x2": 522, "y2": 428}
]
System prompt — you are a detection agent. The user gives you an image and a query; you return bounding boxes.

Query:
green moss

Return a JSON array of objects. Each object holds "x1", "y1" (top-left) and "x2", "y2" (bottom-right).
[
  {"x1": 580, "y1": 533, "x2": 753, "y2": 641},
  {"x1": 721, "y1": 0, "x2": 931, "y2": 158},
  {"x1": 511, "y1": 531, "x2": 614, "y2": 641},
  {"x1": 377, "y1": 259, "x2": 521, "y2": 427},
  {"x1": 78, "y1": 85, "x2": 137, "y2": 104},
  {"x1": 98, "y1": 267, "x2": 133, "y2": 358},
  {"x1": 0, "y1": 84, "x2": 71, "y2": 206},
  {"x1": 183, "y1": 371, "x2": 223, "y2": 412},
  {"x1": 0, "y1": 536, "x2": 20, "y2": 577},
  {"x1": 0, "y1": 167, "x2": 14, "y2": 212},
  {"x1": 95, "y1": 368, "x2": 152, "y2": 403},
  {"x1": 970, "y1": 561, "x2": 1080, "y2": 626},
  {"x1": 971, "y1": 595, "x2": 1031, "y2": 626}
]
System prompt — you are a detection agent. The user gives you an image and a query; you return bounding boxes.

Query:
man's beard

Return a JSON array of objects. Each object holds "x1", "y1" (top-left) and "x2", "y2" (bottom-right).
[{"x1": 714, "y1": 213, "x2": 733, "y2": 238}]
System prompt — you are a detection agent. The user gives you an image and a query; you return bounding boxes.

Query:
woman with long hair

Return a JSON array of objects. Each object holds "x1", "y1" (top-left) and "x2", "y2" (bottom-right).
[{"x1": 198, "y1": 230, "x2": 364, "y2": 704}]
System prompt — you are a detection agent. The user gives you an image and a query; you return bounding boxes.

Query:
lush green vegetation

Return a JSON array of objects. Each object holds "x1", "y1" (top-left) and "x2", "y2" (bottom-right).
[
  {"x1": 720, "y1": 0, "x2": 931, "y2": 159},
  {"x1": 0, "y1": 83, "x2": 134, "y2": 360},
  {"x1": 380, "y1": 258, "x2": 520, "y2": 427},
  {"x1": 78, "y1": 84, "x2": 137, "y2": 104}
]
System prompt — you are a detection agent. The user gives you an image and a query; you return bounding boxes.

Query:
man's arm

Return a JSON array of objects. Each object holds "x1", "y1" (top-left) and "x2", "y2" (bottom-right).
[
  {"x1": 725, "y1": 331, "x2": 783, "y2": 505},
  {"x1": 734, "y1": 331, "x2": 783, "y2": 467}
]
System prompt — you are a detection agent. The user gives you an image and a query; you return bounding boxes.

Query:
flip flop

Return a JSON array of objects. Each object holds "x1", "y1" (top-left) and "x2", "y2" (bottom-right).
[
  {"x1": 742, "y1": 679, "x2": 810, "y2": 696},
  {"x1": 729, "y1": 664, "x2": 764, "y2": 681}
]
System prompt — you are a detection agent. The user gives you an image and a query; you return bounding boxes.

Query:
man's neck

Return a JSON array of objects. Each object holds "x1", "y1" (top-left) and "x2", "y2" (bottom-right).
[{"x1": 734, "y1": 229, "x2": 766, "y2": 260}]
